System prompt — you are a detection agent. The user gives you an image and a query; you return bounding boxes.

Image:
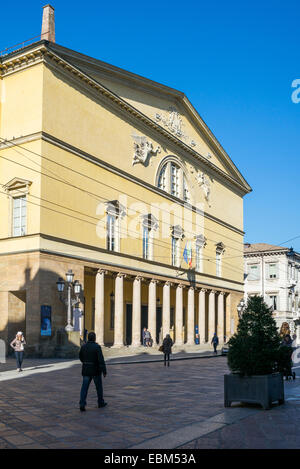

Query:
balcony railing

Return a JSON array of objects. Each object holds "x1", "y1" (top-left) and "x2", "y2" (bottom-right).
[{"x1": 0, "y1": 32, "x2": 49, "y2": 57}]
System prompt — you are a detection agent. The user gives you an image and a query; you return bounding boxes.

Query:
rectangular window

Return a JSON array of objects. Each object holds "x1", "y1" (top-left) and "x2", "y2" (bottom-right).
[
  {"x1": 13, "y1": 196, "x2": 27, "y2": 237},
  {"x1": 268, "y1": 263, "x2": 278, "y2": 279},
  {"x1": 107, "y1": 213, "x2": 116, "y2": 251},
  {"x1": 143, "y1": 226, "x2": 149, "y2": 260},
  {"x1": 248, "y1": 264, "x2": 260, "y2": 281},
  {"x1": 269, "y1": 295, "x2": 278, "y2": 310}
]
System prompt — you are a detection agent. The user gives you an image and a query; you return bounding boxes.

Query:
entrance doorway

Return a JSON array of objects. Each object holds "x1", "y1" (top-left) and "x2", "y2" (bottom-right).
[
  {"x1": 126, "y1": 304, "x2": 132, "y2": 346},
  {"x1": 156, "y1": 306, "x2": 162, "y2": 344}
]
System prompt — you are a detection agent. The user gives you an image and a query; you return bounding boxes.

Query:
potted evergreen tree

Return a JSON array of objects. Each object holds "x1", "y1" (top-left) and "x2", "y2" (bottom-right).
[{"x1": 224, "y1": 296, "x2": 284, "y2": 410}]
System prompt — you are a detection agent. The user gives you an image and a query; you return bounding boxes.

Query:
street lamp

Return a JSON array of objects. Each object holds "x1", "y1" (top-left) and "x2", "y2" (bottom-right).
[
  {"x1": 56, "y1": 270, "x2": 82, "y2": 332},
  {"x1": 237, "y1": 298, "x2": 246, "y2": 319}
]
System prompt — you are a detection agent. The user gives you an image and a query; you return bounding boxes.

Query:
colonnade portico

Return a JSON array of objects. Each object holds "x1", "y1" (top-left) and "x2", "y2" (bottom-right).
[{"x1": 94, "y1": 269, "x2": 230, "y2": 347}]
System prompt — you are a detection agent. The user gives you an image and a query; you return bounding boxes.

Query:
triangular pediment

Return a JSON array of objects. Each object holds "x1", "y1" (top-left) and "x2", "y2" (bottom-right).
[
  {"x1": 44, "y1": 42, "x2": 251, "y2": 194},
  {"x1": 3, "y1": 177, "x2": 32, "y2": 192}
]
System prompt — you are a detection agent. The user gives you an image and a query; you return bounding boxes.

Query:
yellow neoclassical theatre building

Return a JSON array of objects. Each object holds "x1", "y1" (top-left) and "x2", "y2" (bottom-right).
[{"x1": 0, "y1": 6, "x2": 251, "y2": 355}]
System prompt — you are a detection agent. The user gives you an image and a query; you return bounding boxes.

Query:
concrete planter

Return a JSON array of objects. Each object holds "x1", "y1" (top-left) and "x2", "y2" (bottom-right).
[{"x1": 224, "y1": 372, "x2": 284, "y2": 410}]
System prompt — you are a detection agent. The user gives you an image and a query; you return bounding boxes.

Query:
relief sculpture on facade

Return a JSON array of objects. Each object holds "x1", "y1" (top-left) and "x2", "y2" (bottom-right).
[
  {"x1": 196, "y1": 171, "x2": 211, "y2": 202},
  {"x1": 131, "y1": 134, "x2": 160, "y2": 166},
  {"x1": 155, "y1": 108, "x2": 198, "y2": 148}
]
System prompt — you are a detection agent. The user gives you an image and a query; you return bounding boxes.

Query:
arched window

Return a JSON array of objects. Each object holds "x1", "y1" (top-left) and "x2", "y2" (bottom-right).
[{"x1": 157, "y1": 160, "x2": 190, "y2": 203}]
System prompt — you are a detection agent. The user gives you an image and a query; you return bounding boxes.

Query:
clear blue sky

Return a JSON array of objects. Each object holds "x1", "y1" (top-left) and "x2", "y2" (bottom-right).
[{"x1": 1, "y1": 0, "x2": 300, "y2": 251}]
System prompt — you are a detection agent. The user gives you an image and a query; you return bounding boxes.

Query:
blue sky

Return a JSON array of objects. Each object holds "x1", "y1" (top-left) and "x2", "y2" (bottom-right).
[{"x1": 1, "y1": 0, "x2": 300, "y2": 250}]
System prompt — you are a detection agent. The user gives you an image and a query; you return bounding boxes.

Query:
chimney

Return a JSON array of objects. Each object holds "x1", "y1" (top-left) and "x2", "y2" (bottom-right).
[{"x1": 41, "y1": 4, "x2": 55, "y2": 42}]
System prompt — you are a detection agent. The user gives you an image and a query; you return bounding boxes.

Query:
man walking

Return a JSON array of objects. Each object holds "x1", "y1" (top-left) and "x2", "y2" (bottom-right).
[
  {"x1": 79, "y1": 331, "x2": 107, "y2": 412},
  {"x1": 211, "y1": 332, "x2": 219, "y2": 354}
]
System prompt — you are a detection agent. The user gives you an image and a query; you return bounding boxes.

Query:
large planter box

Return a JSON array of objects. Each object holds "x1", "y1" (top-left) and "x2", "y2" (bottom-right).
[{"x1": 224, "y1": 373, "x2": 284, "y2": 410}]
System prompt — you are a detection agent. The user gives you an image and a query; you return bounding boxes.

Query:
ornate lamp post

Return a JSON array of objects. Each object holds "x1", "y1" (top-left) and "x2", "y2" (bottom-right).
[
  {"x1": 56, "y1": 270, "x2": 82, "y2": 332},
  {"x1": 237, "y1": 298, "x2": 246, "y2": 319}
]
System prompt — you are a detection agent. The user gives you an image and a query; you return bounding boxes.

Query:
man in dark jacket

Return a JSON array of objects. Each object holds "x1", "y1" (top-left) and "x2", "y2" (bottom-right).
[
  {"x1": 211, "y1": 333, "x2": 219, "y2": 354},
  {"x1": 79, "y1": 331, "x2": 107, "y2": 412}
]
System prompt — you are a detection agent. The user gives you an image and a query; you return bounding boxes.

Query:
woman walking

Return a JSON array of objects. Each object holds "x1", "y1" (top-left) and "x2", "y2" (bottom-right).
[
  {"x1": 10, "y1": 332, "x2": 26, "y2": 372},
  {"x1": 162, "y1": 334, "x2": 173, "y2": 367}
]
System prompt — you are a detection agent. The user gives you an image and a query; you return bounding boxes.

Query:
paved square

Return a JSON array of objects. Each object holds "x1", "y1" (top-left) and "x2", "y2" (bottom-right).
[{"x1": 0, "y1": 355, "x2": 299, "y2": 448}]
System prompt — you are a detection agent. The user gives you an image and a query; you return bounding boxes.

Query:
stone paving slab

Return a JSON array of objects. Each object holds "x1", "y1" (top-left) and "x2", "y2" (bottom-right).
[
  {"x1": 178, "y1": 373, "x2": 300, "y2": 449},
  {"x1": 0, "y1": 357, "x2": 228, "y2": 448},
  {"x1": 0, "y1": 356, "x2": 299, "y2": 449}
]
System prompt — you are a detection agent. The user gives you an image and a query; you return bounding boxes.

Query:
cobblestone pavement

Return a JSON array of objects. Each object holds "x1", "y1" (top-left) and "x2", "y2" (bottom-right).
[{"x1": 0, "y1": 355, "x2": 299, "y2": 449}]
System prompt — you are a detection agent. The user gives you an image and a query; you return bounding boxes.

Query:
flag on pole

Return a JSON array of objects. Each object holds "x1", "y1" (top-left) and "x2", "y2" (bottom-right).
[{"x1": 183, "y1": 241, "x2": 192, "y2": 268}]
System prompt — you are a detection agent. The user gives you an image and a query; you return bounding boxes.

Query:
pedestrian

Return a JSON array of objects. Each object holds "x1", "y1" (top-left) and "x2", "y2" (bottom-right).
[
  {"x1": 279, "y1": 334, "x2": 294, "y2": 379},
  {"x1": 281, "y1": 334, "x2": 292, "y2": 347},
  {"x1": 162, "y1": 334, "x2": 173, "y2": 366},
  {"x1": 145, "y1": 329, "x2": 151, "y2": 347},
  {"x1": 142, "y1": 327, "x2": 147, "y2": 347},
  {"x1": 211, "y1": 333, "x2": 219, "y2": 354},
  {"x1": 10, "y1": 331, "x2": 26, "y2": 372},
  {"x1": 79, "y1": 331, "x2": 107, "y2": 412}
]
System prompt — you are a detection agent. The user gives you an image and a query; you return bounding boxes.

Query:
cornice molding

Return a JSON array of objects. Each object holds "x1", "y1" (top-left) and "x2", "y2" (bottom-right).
[
  {"x1": 244, "y1": 251, "x2": 288, "y2": 258},
  {"x1": 0, "y1": 232, "x2": 244, "y2": 290},
  {"x1": 0, "y1": 46, "x2": 46, "y2": 76},
  {"x1": 0, "y1": 43, "x2": 251, "y2": 195}
]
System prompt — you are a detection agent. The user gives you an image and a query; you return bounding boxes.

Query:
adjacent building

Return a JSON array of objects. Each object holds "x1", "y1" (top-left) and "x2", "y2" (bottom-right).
[
  {"x1": 244, "y1": 243, "x2": 300, "y2": 342},
  {"x1": 0, "y1": 6, "x2": 251, "y2": 355}
]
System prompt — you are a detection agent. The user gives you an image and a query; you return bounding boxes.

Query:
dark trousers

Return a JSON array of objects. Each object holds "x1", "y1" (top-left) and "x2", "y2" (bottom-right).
[
  {"x1": 15, "y1": 351, "x2": 24, "y2": 369},
  {"x1": 213, "y1": 343, "x2": 217, "y2": 353},
  {"x1": 79, "y1": 375, "x2": 104, "y2": 407},
  {"x1": 164, "y1": 353, "x2": 170, "y2": 366}
]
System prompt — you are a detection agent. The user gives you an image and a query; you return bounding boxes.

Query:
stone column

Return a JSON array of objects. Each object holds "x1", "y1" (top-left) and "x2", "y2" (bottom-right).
[
  {"x1": 113, "y1": 273, "x2": 124, "y2": 347},
  {"x1": 132, "y1": 276, "x2": 142, "y2": 347},
  {"x1": 217, "y1": 292, "x2": 225, "y2": 344},
  {"x1": 199, "y1": 288, "x2": 206, "y2": 343},
  {"x1": 162, "y1": 281, "x2": 171, "y2": 339},
  {"x1": 148, "y1": 279, "x2": 158, "y2": 345},
  {"x1": 94, "y1": 269, "x2": 106, "y2": 345},
  {"x1": 175, "y1": 284, "x2": 184, "y2": 345},
  {"x1": 208, "y1": 290, "x2": 216, "y2": 342},
  {"x1": 225, "y1": 293, "x2": 231, "y2": 340},
  {"x1": 187, "y1": 286, "x2": 195, "y2": 345}
]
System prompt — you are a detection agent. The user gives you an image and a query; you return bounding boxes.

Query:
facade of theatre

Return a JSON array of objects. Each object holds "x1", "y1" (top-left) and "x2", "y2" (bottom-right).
[{"x1": 0, "y1": 34, "x2": 251, "y2": 355}]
